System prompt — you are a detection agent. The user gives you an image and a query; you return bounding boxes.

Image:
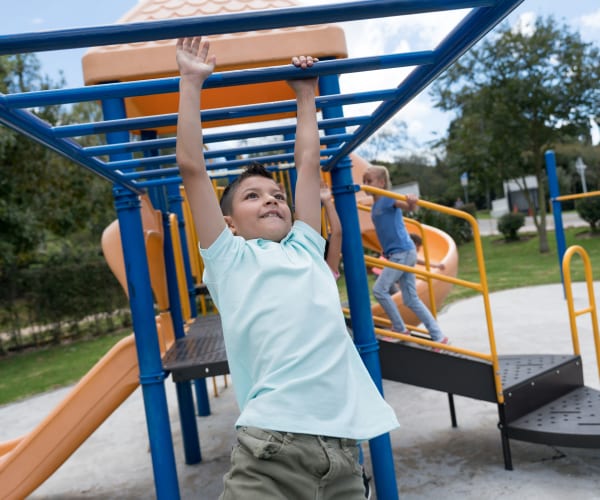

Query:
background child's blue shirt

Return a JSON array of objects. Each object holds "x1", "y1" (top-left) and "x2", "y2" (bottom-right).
[
  {"x1": 200, "y1": 220, "x2": 398, "y2": 440},
  {"x1": 371, "y1": 196, "x2": 415, "y2": 256}
]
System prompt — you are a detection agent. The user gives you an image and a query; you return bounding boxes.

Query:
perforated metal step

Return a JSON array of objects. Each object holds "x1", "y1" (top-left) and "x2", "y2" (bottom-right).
[
  {"x1": 506, "y1": 386, "x2": 600, "y2": 448},
  {"x1": 499, "y1": 354, "x2": 578, "y2": 389},
  {"x1": 162, "y1": 314, "x2": 229, "y2": 382},
  {"x1": 498, "y1": 354, "x2": 584, "y2": 422}
]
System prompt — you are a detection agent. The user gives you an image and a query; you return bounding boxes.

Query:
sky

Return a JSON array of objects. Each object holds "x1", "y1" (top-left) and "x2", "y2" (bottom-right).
[{"x1": 2, "y1": 0, "x2": 600, "y2": 151}]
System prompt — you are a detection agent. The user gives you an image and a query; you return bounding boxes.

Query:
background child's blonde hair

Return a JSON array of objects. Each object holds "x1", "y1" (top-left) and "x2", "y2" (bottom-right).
[{"x1": 367, "y1": 165, "x2": 392, "y2": 190}]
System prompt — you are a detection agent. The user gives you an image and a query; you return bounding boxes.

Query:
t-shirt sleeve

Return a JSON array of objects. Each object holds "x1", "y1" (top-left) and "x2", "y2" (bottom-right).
[
  {"x1": 199, "y1": 227, "x2": 242, "y2": 284},
  {"x1": 292, "y1": 220, "x2": 326, "y2": 257}
]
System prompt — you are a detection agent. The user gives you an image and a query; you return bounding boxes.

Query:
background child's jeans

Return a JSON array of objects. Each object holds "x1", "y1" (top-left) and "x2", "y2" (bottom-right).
[{"x1": 372, "y1": 249, "x2": 444, "y2": 341}]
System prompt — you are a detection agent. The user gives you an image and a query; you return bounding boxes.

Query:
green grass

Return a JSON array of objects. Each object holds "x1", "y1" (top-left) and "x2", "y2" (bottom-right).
[
  {"x1": 446, "y1": 227, "x2": 600, "y2": 303},
  {"x1": 1, "y1": 226, "x2": 599, "y2": 406},
  {"x1": 0, "y1": 330, "x2": 130, "y2": 405}
]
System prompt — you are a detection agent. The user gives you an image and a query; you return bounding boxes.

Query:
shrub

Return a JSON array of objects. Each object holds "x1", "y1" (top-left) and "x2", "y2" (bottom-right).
[
  {"x1": 412, "y1": 203, "x2": 474, "y2": 246},
  {"x1": 575, "y1": 197, "x2": 600, "y2": 232},
  {"x1": 497, "y1": 213, "x2": 525, "y2": 241}
]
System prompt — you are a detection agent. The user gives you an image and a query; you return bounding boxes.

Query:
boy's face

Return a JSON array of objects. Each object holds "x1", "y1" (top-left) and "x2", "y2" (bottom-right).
[{"x1": 224, "y1": 175, "x2": 292, "y2": 242}]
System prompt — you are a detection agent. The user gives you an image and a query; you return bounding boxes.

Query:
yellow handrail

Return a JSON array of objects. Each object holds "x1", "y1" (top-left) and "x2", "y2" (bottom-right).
[
  {"x1": 555, "y1": 190, "x2": 600, "y2": 203},
  {"x1": 359, "y1": 184, "x2": 505, "y2": 403},
  {"x1": 562, "y1": 245, "x2": 600, "y2": 381}
]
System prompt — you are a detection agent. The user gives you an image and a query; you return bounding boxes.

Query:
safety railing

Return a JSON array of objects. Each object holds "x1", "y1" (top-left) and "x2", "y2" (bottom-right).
[
  {"x1": 562, "y1": 245, "x2": 600, "y2": 381},
  {"x1": 357, "y1": 184, "x2": 506, "y2": 403}
]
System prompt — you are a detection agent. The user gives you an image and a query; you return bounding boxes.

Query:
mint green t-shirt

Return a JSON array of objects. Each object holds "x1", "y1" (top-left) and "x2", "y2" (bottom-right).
[{"x1": 200, "y1": 221, "x2": 398, "y2": 440}]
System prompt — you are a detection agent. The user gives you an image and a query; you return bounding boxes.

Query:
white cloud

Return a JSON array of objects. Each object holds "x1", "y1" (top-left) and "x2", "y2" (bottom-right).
[
  {"x1": 580, "y1": 9, "x2": 600, "y2": 28},
  {"x1": 513, "y1": 12, "x2": 536, "y2": 35},
  {"x1": 331, "y1": 10, "x2": 469, "y2": 146}
]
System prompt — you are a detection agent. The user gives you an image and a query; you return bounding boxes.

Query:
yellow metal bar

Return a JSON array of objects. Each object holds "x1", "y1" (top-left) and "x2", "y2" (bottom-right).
[
  {"x1": 555, "y1": 189, "x2": 600, "y2": 202},
  {"x1": 169, "y1": 213, "x2": 192, "y2": 323},
  {"x1": 562, "y1": 245, "x2": 600, "y2": 380},
  {"x1": 364, "y1": 254, "x2": 484, "y2": 292},
  {"x1": 341, "y1": 306, "x2": 492, "y2": 362},
  {"x1": 359, "y1": 185, "x2": 505, "y2": 403}
]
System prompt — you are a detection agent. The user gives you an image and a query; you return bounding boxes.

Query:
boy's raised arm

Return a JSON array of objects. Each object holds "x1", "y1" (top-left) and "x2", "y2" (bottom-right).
[
  {"x1": 176, "y1": 37, "x2": 226, "y2": 248},
  {"x1": 287, "y1": 56, "x2": 321, "y2": 233}
]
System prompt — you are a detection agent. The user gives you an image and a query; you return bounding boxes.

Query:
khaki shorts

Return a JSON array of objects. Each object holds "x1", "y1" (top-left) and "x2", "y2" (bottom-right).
[{"x1": 219, "y1": 426, "x2": 365, "y2": 500}]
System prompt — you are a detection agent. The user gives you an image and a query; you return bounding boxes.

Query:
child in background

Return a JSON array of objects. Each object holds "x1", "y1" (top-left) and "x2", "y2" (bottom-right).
[
  {"x1": 176, "y1": 36, "x2": 398, "y2": 499},
  {"x1": 363, "y1": 165, "x2": 449, "y2": 346}
]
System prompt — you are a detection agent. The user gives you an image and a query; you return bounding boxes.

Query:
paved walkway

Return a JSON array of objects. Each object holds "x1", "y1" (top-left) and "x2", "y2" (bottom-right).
[
  {"x1": 477, "y1": 211, "x2": 588, "y2": 236},
  {"x1": 2, "y1": 282, "x2": 600, "y2": 499}
]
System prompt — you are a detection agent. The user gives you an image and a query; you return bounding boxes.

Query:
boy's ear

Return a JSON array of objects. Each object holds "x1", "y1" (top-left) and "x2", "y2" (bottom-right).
[{"x1": 223, "y1": 215, "x2": 236, "y2": 234}]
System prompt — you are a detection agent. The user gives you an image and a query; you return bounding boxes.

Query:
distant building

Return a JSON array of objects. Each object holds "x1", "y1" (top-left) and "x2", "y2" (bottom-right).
[
  {"x1": 504, "y1": 176, "x2": 538, "y2": 214},
  {"x1": 491, "y1": 175, "x2": 538, "y2": 217},
  {"x1": 391, "y1": 181, "x2": 420, "y2": 198}
]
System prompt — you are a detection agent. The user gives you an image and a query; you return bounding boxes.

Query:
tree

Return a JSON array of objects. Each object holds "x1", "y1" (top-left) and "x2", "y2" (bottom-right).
[
  {"x1": 0, "y1": 54, "x2": 114, "y2": 272},
  {"x1": 431, "y1": 16, "x2": 600, "y2": 252}
]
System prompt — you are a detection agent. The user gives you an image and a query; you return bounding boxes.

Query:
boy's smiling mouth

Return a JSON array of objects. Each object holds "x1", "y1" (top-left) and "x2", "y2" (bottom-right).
[{"x1": 261, "y1": 210, "x2": 283, "y2": 219}]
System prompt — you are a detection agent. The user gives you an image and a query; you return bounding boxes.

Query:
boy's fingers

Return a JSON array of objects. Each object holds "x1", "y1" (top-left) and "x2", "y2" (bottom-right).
[{"x1": 291, "y1": 55, "x2": 318, "y2": 68}]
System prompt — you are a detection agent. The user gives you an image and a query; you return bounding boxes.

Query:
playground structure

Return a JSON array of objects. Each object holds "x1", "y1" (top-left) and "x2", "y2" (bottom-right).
[{"x1": 2, "y1": 1, "x2": 600, "y2": 499}]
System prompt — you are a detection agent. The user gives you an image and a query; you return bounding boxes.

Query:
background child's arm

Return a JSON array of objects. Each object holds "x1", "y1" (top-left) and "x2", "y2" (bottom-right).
[
  {"x1": 394, "y1": 193, "x2": 418, "y2": 212},
  {"x1": 320, "y1": 185, "x2": 343, "y2": 274},
  {"x1": 416, "y1": 257, "x2": 445, "y2": 270},
  {"x1": 175, "y1": 37, "x2": 225, "y2": 248},
  {"x1": 287, "y1": 56, "x2": 321, "y2": 233}
]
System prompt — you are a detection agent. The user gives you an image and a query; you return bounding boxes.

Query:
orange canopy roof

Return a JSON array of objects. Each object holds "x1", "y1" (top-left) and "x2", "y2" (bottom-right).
[{"x1": 82, "y1": 0, "x2": 348, "y2": 129}]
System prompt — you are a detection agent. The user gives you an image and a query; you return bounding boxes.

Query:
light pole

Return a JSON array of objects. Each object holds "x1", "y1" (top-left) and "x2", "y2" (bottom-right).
[
  {"x1": 575, "y1": 157, "x2": 588, "y2": 193},
  {"x1": 460, "y1": 172, "x2": 469, "y2": 204}
]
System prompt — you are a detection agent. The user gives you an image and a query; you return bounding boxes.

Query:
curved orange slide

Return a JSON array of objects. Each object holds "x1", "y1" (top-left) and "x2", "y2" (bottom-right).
[
  {"x1": 350, "y1": 154, "x2": 459, "y2": 328},
  {"x1": 0, "y1": 335, "x2": 139, "y2": 500}
]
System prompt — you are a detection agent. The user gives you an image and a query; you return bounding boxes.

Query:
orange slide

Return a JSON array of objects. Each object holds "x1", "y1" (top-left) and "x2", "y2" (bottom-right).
[
  {"x1": 0, "y1": 335, "x2": 139, "y2": 500},
  {"x1": 350, "y1": 154, "x2": 459, "y2": 328}
]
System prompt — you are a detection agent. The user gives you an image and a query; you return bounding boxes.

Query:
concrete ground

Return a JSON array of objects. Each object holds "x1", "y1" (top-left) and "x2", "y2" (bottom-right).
[{"x1": 2, "y1": 281, "x2": 600, "y2": 499}]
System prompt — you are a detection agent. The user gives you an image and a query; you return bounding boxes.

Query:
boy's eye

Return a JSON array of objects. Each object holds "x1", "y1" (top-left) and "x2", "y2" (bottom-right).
[
  {"x1": 245, "y1": 192, "x2": 258, "y2": 199},
  {"x1": 275, "y1": 193, "x2": 286, "y2": 201}
]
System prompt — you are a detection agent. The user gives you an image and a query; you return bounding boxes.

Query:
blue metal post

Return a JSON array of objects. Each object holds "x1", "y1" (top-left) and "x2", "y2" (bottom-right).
[
  {"x1": 140, "y1": 130, "x2": 168, "y2": 211},
  {"x1": 166, "y1": 183, "x2": 212, "y2": 417},
  {"x1": 102, "y1": 97, "x2": 181, "y2": 496},
  {"x1": 166, "y1": 183, "x2": 198, "y2": 318},
  {"x1": 283, "y1": 133, "x2": 297, "y2": 202},
  {"x1": 161, "y1": 200, "x2": 203, "y2": 463},
  {"x1": 319, "y1": 73, "x2": 399, "y2": 499},
  {"x1": 113, "y1": 187, "x2": 180, "y2": 499},
  {"x1": 545, "y1": 150, "x2": 566, "y2": 290}
]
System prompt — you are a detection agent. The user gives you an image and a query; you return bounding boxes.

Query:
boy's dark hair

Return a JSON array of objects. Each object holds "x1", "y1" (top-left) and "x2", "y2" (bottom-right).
[
  {"x1": 220, "y1": 162, "x2": 275, "y2": 216},
  {"x1": 409, "y1": 233, "x2": 422, "y2": 248}
]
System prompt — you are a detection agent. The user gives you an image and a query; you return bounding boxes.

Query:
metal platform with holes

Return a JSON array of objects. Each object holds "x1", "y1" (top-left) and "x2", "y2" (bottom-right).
[
  {"x1": 162, "y1": 314, "x2": 229, "y2": 382},
  {"x1": 379, "y1": 341, "x2": 600, "y2": 469}
]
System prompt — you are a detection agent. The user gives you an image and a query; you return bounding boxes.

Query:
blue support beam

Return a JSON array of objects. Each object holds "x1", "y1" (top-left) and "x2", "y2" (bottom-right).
[
  {"x1": 113, "y1": 187, "x2": 180, "y2": 499},
  {"x1": 0, "y1": 0, "x2": 495, "y2": 54},
  {"x1": 545, "y1": 150, "x2": 567, "y2": 290},
  {"x1": 320, "y1": 73, "x2": 399, "y2": 499}
]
